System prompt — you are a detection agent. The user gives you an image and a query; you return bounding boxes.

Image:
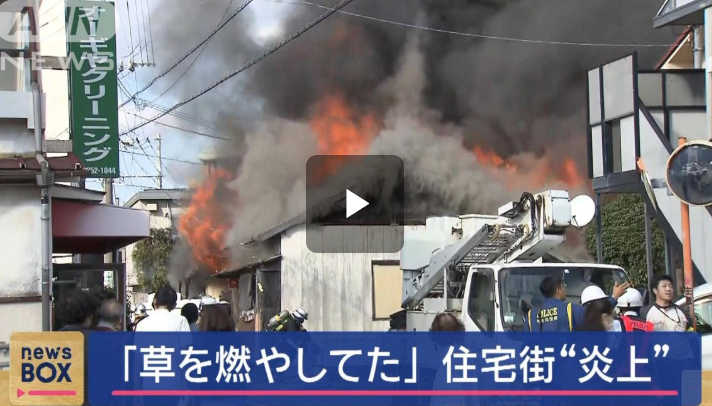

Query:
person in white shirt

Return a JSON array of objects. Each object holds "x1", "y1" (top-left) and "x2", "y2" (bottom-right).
[
  {"x1": 135, "y1": 286, "x2": 190, "y2": 332},
  {"x1": 640, "y1": 274, "x2": 694, "y2": 366},
  {"x1": 640, "y1": 274, "x2": 691, "y2": 332},
  {"x1": 133, "y1": 286, "x2": 191, "y2": 405}
]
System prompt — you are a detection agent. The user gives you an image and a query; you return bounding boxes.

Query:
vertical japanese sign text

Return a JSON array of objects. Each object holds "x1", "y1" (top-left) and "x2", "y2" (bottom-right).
[{"x1": 67, "y1": 0, "x2": 120, "y2": 178}]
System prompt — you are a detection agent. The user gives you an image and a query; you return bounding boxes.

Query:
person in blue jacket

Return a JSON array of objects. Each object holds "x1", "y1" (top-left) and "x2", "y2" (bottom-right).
[{"x1": 526, "y1": 275, "x2": 629, "y2": 332}]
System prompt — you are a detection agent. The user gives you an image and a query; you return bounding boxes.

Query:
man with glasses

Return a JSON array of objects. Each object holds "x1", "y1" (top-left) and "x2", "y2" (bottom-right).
[{"x1": 526, "y1": 276, "x2": 628, "y2": 332}]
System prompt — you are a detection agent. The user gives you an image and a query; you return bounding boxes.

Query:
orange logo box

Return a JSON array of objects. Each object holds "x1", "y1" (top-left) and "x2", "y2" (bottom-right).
[
  {"x1": 703, "y1": 371, "x2": 712, "y2": 405},
  {"x1": 9, "y1": 332, "x2": 84, "y2": 406}
]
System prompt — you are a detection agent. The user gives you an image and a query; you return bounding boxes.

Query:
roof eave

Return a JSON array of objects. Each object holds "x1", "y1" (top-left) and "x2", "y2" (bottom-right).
[
  {"x1": 653, "y1": 0, "x2": 712, "y2": 28},
  {"x1": 212, "y1": 255, "x2": 282, "y2": 279},
  {"x1": 124, "y1": 188, "x2": 192, "y2": 208}
]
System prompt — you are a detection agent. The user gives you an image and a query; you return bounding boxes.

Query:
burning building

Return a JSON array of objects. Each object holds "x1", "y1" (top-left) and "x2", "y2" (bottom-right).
[{"x1": 154, "y1": 0, "x2": 679, "y2": 328}]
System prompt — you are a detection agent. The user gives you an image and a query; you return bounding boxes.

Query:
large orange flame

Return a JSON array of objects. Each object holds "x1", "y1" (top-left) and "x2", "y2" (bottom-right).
[
  {"x1": 178, "y1": 168, "x2": 235, "y2": 273},
  {"x1": 472, "y1": 146, "x2": 517, "y2": 174},
  {"x1": 307, "y1": 93, "x2": 587, "y2": 191},
  {"x1": 471, "y1": 146, "x2": 587, "y2": 189},
  {"x1": 309, "y1": 93, "x2": 380, "y2": 181}
]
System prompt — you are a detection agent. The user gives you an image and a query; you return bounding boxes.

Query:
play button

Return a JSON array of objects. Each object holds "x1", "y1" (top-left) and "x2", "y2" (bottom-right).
[
  {"x1": 346, "y1": 189, "x2": 369, "y2": 218},
  {"x1": 305, "y1": 155, "x2": 404, "y2": 253}
]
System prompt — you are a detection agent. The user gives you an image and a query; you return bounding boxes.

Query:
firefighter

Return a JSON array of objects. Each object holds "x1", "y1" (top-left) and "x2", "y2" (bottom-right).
[
  {"x1": 130, "y1": 304, "x2": 148, "y2": 331},
  {"x1": 612, "y1": 288, "x2": 655, "y2": 385},
  {"x1": 615, "y1": 288, "x2": 654, "y2": 332},
  {"x1": 266, "y1": 307, "x2": 309, "y2": 332}
]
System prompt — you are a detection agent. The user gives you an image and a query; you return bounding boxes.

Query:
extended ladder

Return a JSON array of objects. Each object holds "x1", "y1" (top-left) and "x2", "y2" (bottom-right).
[{"x1": 401, "y1": 223, "x2": 526, "y2": 310}]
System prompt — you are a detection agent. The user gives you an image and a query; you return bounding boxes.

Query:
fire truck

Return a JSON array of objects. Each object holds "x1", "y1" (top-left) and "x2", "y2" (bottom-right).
[{"x1": 390, "y1": 190, "x2": 633, "y2": 332}]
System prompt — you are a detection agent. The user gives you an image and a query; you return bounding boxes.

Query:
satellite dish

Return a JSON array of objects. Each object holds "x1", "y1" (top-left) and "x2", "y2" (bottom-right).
[
  {"x1": 666, "y1": 140, "x2": 712, "y2": 206},
  {"x1": 570, "y1": 195, "x2": 595, "y2": 228}
]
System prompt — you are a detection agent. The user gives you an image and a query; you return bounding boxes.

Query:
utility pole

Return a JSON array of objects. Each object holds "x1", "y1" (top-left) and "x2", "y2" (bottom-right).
[
  {"x1": 705, "y1": 9, "x2": 712, "y2": 142},
  {"x1": 104, "y1": 178, "x2": 115, "y2": 290},
  {"x1": 693, "y1": 26, "x2": 704, "y2": 69},
  {"x1": 156, "y1": 133, "x2": 163, "y2": 189}
]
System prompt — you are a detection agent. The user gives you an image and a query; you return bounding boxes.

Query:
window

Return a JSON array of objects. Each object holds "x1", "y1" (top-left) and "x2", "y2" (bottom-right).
[
  {"x1": 467, "y1": 268, "x2": 495, "y2": 331},
  {"x1": 372, "y1": 262, "x2": 403, "y2": 320},
  {"x1": 693, "y1": 297, "x2": 712, "y2": 335},
  {"x1": 498, "y1": 266, "x2": 629, "y2": 329},
  {"x1": 603, "y1": 119, "x2": 622, "y2": 174}
]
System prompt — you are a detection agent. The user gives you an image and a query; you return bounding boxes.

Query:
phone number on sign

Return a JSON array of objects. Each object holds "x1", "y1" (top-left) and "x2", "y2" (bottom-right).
[{"x1": 86, "y1": 166, "x2": 118, "y2": 175}]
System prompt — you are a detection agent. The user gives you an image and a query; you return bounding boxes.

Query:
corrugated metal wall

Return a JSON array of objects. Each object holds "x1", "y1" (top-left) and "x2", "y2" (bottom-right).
[{"x1": 280, "y1": 224, "x2": 425, "y2": 331}]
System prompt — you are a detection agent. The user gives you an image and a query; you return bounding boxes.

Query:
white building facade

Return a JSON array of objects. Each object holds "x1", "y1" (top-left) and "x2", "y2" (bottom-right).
[
  {"x1": 121, "y1": 188, "x2": 189, "y2": 297},
  {"x1": 587, "y1": 0, "x2": 712, "y2": 290},
  {"x1": 0, "y1": 0, "x2": 148, "y2": 347}
]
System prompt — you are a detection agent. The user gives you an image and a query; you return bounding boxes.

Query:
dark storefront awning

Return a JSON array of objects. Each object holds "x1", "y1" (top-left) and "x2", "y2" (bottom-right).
[{"x1": 52, "y1": 199, "x2": 150, "y2": 254}]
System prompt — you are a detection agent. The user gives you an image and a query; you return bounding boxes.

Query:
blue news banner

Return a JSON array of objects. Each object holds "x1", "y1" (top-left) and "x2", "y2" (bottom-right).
[{"x1": 88, "y1": 332, "x2": 702, "y2": 406}]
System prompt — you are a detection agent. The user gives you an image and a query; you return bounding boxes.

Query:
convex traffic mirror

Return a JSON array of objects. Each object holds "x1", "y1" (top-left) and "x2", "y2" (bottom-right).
[{"x1": 666, "y1": 140, "x2": 712, "y2": 206}]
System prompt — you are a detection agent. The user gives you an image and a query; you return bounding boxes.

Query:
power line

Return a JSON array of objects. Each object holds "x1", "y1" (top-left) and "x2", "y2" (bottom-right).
[
  {"x1": 144, "y1": 0, "x2": 156, "y2": 65},
  {"x1": 128, "y1": 112, "x2": 233, "y2": 141},
  {"x1": 141, "y1": 100, "x2": 218, "y2": 130},
  {"x1": 147, "y1": 0, "x2": 236, "y2": 104},
  {"x1": 123, "y1": 140, "x2": 229, "y2": 240},
  {"x1": 121, "y1": 0, "x2": 356, "y2": 135},
  {"x1": 119, "y1": 0, "x2": 255, "y2": 108},
  {"x1": 123, "y1": 140, "x2": 159, "y2": 186},
  {"x1": 260, "y1": 0, "x2": 674, "y2": 48},
  {"x1": 138, "y1": 0, "x2": 149, "y2": 63},
  {"x1": 120, "y1": 149, "x2": 203, "y2": 165},
  {"x1": 126, "y1": 0, "x2": 135, "y2": 59},
  {"x1": 142, "y1": 140, "x2": 229, "y2": 242}
]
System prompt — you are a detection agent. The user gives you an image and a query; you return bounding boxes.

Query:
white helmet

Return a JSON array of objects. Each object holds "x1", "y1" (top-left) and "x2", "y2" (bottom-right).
[
  {"x1": 581, "y1": 285, "x2": 607, "y2": 305},
  {"x1": 134, "y1": 304, "x2": 147, "y2": 316},
  {"x1": 292, "y1": 307, "x2": 308, "y2": 323},
  {"x1": 617, "y1": 288, "x2": 643, "y2": 308},
  {"x1": 199, "y1": 296, "x2": 218, "y2": 311}
]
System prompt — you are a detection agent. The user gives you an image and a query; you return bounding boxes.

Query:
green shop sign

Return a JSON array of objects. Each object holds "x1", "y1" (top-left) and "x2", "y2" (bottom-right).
[{"x1": 67, "y1": 0, "x2": 120, "y2": 178}]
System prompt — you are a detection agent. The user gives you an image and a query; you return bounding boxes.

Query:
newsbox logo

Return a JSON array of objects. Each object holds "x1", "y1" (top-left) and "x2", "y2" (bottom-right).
[
  {"x1": 9, "y1": 332, "x2": 84, "y2": 406},
  {"x1": 0, "y1": 0, "x2": 119, "y2": 44}
]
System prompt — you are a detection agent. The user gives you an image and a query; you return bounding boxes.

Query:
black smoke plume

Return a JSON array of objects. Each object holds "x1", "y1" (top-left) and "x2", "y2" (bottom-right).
[{"x1": 148, "y1": 0, "x2": 679, "y2": 267}]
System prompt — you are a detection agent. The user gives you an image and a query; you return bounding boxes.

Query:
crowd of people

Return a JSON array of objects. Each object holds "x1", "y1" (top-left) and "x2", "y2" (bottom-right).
[
  {"x1": 55, "y1": 285, "x2": 238, "y2": 333},
  {"x1": 55, "y1": 284, "x2": 309, "y2": 333},
  {"x1": 524, "y1": 273, "x2": 693, "y2": 332},
  {"x1": 57, "y1": 273, "x2": 692, "y2": 335},
  {"x1": 56, "y1": 288, "x2": 123, "y2": 332}
]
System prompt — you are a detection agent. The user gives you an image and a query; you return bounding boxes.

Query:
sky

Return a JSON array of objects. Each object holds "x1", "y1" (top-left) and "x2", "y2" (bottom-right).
[{"x1": 50, "y1": 0, "x2": 291, "y2": 205}]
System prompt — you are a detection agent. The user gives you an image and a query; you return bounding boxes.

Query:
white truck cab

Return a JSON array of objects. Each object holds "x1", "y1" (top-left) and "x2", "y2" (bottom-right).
[
  {"x1": 462, "y1": 262, "x2": 629, "y2": 332},
  {"x1": 391, "y1": 189, "x2": 633, "y2": 332},
  {"x1": 675, "y1": 283, "x2": 712, "y2": 369}
]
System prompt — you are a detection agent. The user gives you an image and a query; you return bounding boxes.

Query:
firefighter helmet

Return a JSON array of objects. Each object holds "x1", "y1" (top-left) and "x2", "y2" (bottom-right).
[
  {"x1": 617, "y1": 288, "x2": 644, "y2": 308},
  {"x1": 134, "y1": 304, "x2": 147, "y2": 316},
  {"x1": 292, "y1": 307, "x2": 308, "y2": 323}
]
